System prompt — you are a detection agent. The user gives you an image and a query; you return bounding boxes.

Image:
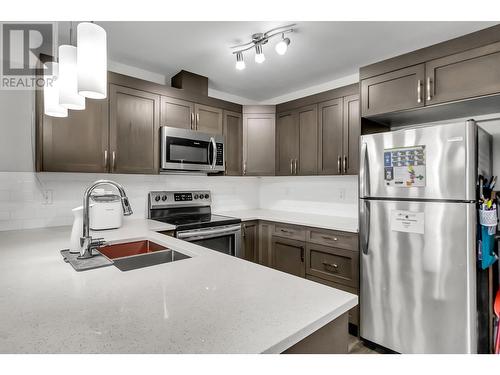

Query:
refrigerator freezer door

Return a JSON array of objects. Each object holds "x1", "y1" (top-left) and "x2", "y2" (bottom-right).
[
  {"x1": 360, "y1": 199, "x2": 476, "y2": 353},
  {"x1": 359, "y1": 121, "x2": 476, "y2": 201}
]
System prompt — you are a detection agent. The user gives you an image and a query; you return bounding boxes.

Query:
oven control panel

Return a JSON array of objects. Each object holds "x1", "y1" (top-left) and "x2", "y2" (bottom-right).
[{"x1": 148, "y1": 190, "x2": 211, "y2": 209}]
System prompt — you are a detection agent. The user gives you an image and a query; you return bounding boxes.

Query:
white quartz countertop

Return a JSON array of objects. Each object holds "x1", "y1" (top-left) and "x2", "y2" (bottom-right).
[
  {"x1": 0, "y1": 218, "x2": 357, "y2": 353},
  {"x1": 216, "y1": 209, "x2": 358, "y2": 233}
]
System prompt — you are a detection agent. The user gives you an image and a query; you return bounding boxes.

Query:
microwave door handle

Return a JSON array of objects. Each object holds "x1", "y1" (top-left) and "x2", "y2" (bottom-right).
[{"x1": 210, "y1": 137, "x2": 217, "y2": 169}]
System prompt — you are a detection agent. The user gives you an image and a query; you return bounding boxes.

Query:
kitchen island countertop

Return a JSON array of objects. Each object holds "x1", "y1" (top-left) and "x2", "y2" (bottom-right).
[{"x1": 0, "y1": 218, "x2": 357, "y2": 353}]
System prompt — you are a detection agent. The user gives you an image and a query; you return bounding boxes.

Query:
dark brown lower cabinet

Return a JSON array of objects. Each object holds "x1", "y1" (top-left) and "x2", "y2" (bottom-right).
[
  {"x1": 242, "y1": 221, "x2": 259, "y2": 262},
  {"x1": 109, "y1": 84, "x2": 160, "y2": 174},
  {"x1": 258, "y1": 222, "x2": 274, "y2": 267},
  {"x1": 305, "y1": 242, "x2": 359, "y2": 288},
  {"x1": 271, "y1": 236, "x2": 306, "y2": 278}
]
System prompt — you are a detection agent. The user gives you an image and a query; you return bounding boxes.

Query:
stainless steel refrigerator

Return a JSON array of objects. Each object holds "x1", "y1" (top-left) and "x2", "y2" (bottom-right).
[{"x1": 359, "y1": 120, "x2": 491, "y2": 354}]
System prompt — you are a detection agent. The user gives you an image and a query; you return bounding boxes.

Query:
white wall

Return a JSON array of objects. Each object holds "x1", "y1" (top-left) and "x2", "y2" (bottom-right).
[{"x1": 0, "y1": 89, "x2": 35, "y2": 172}]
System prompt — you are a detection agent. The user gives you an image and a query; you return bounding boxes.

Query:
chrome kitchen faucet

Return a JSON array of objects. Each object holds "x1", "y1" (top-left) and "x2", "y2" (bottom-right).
[{"x1": 78, "y1": 180, "x2": 133, "y2": 259}]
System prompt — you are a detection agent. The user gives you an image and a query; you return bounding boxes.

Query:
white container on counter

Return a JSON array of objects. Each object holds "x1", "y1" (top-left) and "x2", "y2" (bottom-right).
[{"x1": 89, "y1": 191, "x2": 123, "y2": 230}]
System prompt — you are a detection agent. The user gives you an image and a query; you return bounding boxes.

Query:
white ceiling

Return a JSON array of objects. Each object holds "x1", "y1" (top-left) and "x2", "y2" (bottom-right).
[{"x1": 60, "y1": 21, "x2": 497, "y2": 102}]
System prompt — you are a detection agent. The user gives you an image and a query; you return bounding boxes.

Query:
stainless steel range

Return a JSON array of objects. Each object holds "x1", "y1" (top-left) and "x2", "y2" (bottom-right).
[{"x1": 148, "y1": 190, "x2": 241, "y2": 257}]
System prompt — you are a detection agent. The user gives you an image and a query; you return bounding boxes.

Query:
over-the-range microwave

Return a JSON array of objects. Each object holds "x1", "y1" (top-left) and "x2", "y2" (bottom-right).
[{"x1": 160, "y1": 126, "x2": 225, "y2": 173}]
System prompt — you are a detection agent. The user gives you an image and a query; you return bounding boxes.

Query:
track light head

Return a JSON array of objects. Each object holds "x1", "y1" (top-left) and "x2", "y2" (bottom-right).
[
  {"x1": 275, "y1": 34, "x2": 290, "y2": 55},
  {"x1": 255, "y1": 44, "x2": 265, "y2": 64},
  {"x1": 235, "y1": 52, "x2": 245, "y2": 70}
]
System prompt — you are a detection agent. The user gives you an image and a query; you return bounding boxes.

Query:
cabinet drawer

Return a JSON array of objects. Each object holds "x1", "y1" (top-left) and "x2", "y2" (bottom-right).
[
  {"x1": 307, "y1": 228, "x2": 358, "y2": 250},
  {"x1": 306, "y1": 275, "x2": 359, "y2": 326},
  {"x1": 306, "y1": 243, "x2": 359, "y2": 288},
  {"x1": 273, "y1": 223, "x2": 306, "y2": 241}
]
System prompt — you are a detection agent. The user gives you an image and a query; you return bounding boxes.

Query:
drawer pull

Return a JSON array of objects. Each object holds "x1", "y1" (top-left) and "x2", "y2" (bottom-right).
[
  {"x1": 322, "y1": 261, "x2": 339, "y2": 272},
  {"x1": 280, "y1": 229, "x2": 292, "y2": 234},
  {"x1": 322, "y1": 235, "x2": 338, "y2": 241}
]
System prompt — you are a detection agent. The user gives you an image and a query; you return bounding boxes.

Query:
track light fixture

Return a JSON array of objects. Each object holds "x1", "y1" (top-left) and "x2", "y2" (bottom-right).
[{"x1": 231, "y1": 24, "x2": 295, "y2": 70}]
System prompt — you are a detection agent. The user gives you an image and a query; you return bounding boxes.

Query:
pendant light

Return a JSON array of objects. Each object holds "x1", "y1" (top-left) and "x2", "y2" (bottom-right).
[
  {"x1": 254, "y1": 44, "x2": 265, "y2": 64},
  {"x1": 77, "y1": 22, "x2": 107, "y2": 99},
  {"x1": 44, "y1": 62, "x2": 68, "y2": 118},
  {"x1": 58, "y1": 44, "x2": 85, "y2": 110}
]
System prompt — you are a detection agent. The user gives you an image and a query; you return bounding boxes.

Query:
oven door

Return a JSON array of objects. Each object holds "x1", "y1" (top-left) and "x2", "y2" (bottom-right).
[
  {"x1": 176, "y1": 224, "x2": 242, "y2": 257},
  {"x1": 160, "y1": 126, "x2": 223, "y2": 172}
]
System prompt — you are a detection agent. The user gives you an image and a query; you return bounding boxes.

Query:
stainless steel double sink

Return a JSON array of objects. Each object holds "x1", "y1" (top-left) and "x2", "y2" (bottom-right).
[{"x1": 98, "y1": 240, "x2": 191, "y2": 271}]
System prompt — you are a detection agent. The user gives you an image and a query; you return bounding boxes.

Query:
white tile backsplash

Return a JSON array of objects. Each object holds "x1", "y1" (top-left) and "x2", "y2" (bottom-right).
[
  {"x1": 259, "y1": 175, "x2": 358, "y2": 218},
  {"x1": 0, "y1": 172, "x2": 358, "y2": 231}
]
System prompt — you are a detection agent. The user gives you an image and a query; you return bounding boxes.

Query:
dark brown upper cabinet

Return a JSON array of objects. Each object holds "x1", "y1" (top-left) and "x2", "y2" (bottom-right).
[
  {"x1": 38, "y1": 98, "x2": 108, "y2": 173},
  {"x1": 160, "y1": 96, "x2": 194, "y2": 130},
  {"x1": 361, "y1": 64, "x2": 425, "y2": 117},
  {"x1": 195, "y1": 103, "x2": 223, "y2": 135},
  {"x1": 223, "y1": 110, "x2": 243, "y2": 176},
  {"x1": 343, "y1": 95, "x2": 360, "y2": 175},
  {"x1": 360, "y1": 27, "x2": 500, "y2": 123},
  {"x1": 243, "y1": 110, "x2": 276, "y2": 176},
  {"x1": 317, "y1": 95, "x2": 360, "y2": 175},
  {"x1": 276, "y1": 105, "x2": 318, "y2": 176},
  {"x1": 109, "y1": 84, "x2": 160, "y2": 174},
  {"x1": 271, "y1": 236, "x2": 306, "y2": 278},
  {"x1": 425, "y1": 41, "x2": 500, "y2": 105},
  {"x1": 297, "y1": 104, "x2": 318, "y2": 175},
  {"x1": 276, "y1": 110, "x2": 299, "y2": 176},
  {"x1": 318, "y1": 98, "x2": 343, "y2": 175}
]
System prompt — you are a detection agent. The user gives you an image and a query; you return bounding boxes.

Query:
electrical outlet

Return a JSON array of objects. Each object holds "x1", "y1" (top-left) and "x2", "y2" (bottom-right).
[
  {"x1": 339, "y1": 188, "x2": 346, "y2": 201},
  {"x1": 42, "y1": 190, "x2": 53, "y2": 205}
]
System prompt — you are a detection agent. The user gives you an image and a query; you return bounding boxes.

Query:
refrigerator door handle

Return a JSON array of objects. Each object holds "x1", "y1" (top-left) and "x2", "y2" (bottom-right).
[
  {"x1": 360, "y1": 200, "x2": 370, "y2": 255},
  {"x1": 359, "y1": 142, "x2": 369, "y2": 198}
]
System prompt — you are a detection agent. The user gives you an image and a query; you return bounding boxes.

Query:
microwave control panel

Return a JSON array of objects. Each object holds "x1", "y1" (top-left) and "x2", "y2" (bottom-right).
[{"x1": 216, "y1": 143, "x2": 224, "y2": 166}]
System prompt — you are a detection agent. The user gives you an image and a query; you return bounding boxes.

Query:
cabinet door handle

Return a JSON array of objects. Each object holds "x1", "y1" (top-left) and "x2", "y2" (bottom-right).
[
  {"x1": 322, "y1": 261, "x2": 339, "y2": 272},
  {"x1": 196, "y1": 113, "x2": 200, "y2": 129},
  {"x1": 290, "y1": 159, "x2": 293, "y2": 175},
  {"x1": 337, "y1": 156, "x2": 341, "y2": 174},
  {"x1": 300, "y1": 246, "x2": 304, "y2": 263},
  {"x1": 243, "y1": 160, "x2": 247, "y2": 175},
  {"x1": 322, "y1": 235, "x2": 338, "y2": 242},
  {"x1": 343, "y1": 155, "x2": 347, "y2": 174},
  {"x1": 417, "y1": 79, "x2": 422, "y2": 103},
  {"x1": 190, "y1": 112, "x2": 194, "y2": 129},
  {"x1": 426, "y1": 77, "x2": 432, "y2": 101},
  {"x1": 104, "y1": 150, "x2": 108, "y2": 169},
  {"x1": 111, "y1": 151, "x2": 116, "y2": 172},
  {"x1": 294, "y1": 159, "x2": 298, "y2": 175}
]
